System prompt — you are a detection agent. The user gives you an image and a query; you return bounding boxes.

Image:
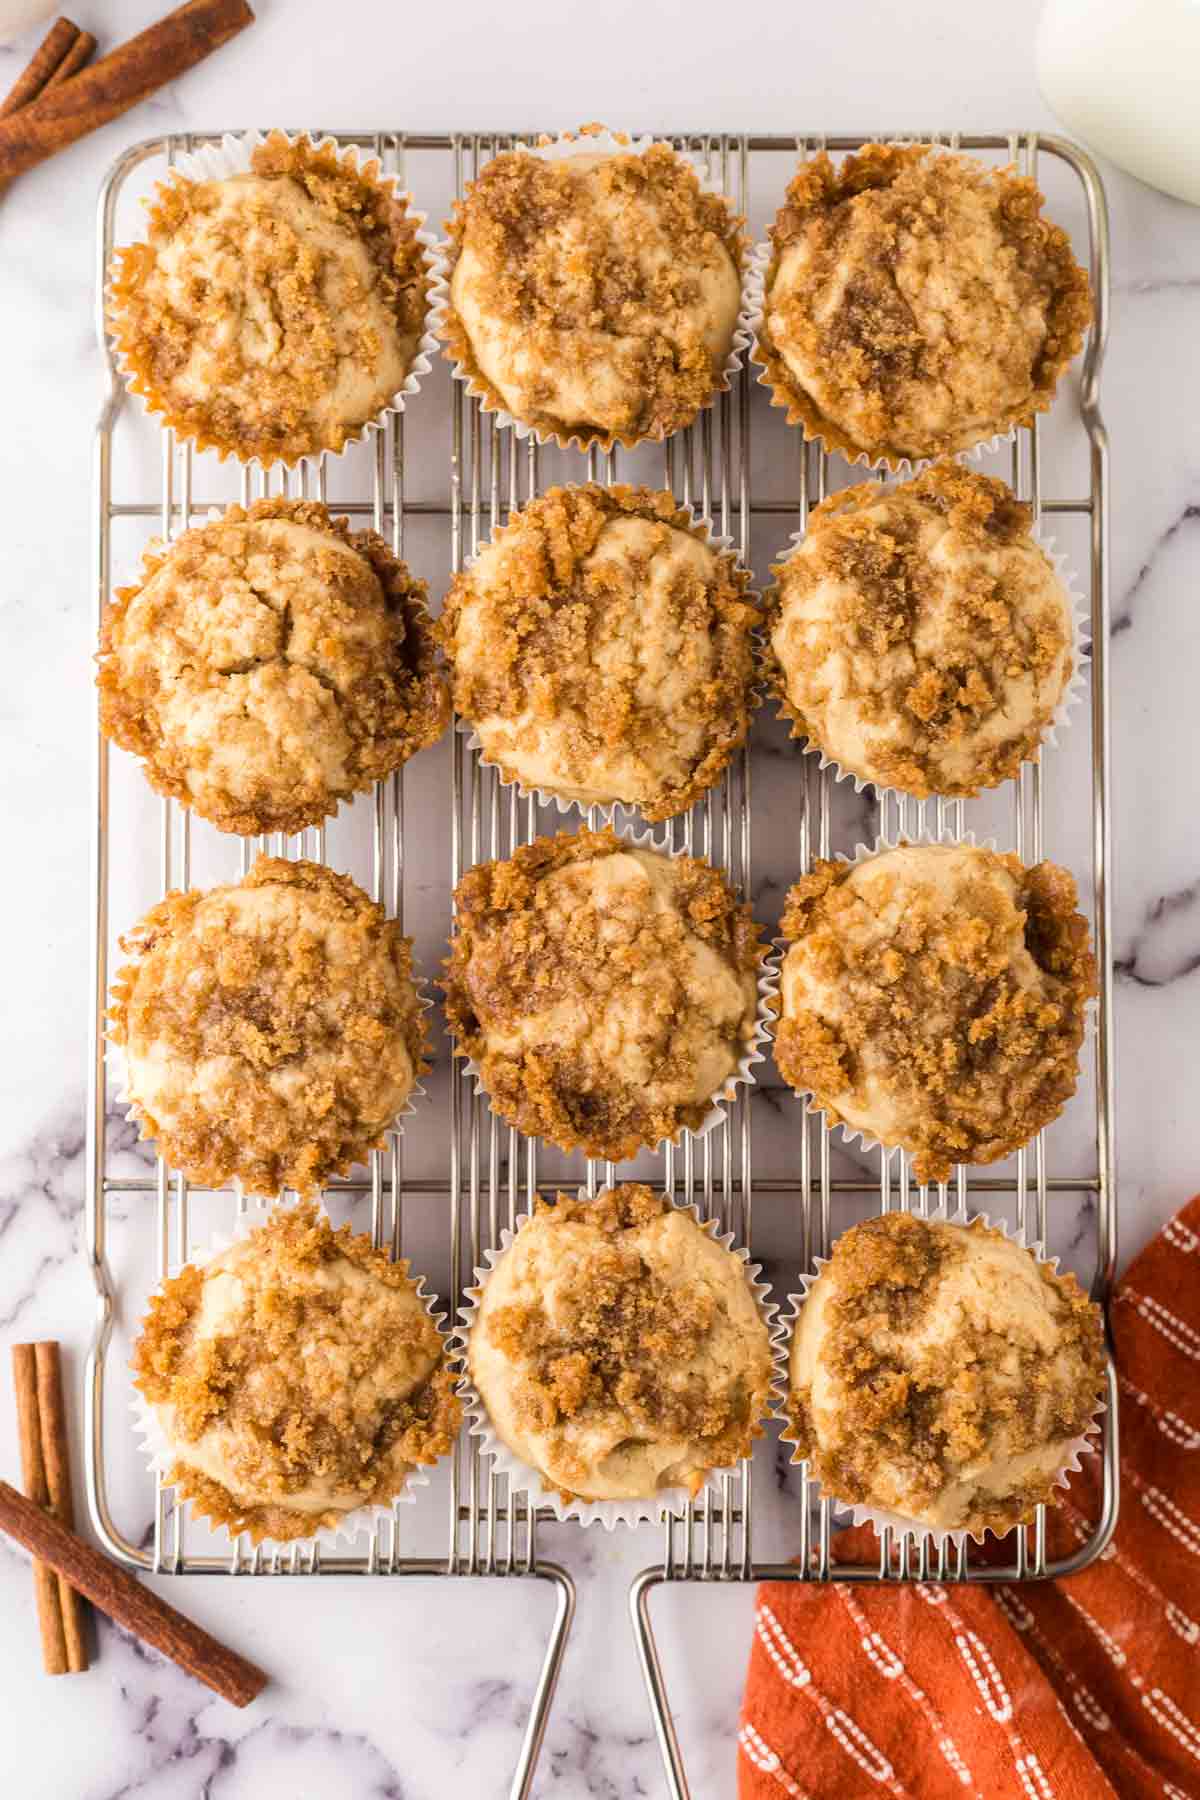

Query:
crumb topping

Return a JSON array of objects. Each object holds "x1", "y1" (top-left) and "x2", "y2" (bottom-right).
[
  {"x1": 757, "y1": 144, "x2": 1092, "y2": 461},
  {"x1": 98, "y1": 499, "x2": 448, "y2": 836},
  {"x1": 443, "y1": 135, "x2": 744, "y2": 445},
  {"x1": 438, "y1": 484, "x2": 758, "y2": 819},
  {"x1": 108, "y1": 858, "x2": 427, "y2": 1197},
  {"x1": 132, "y1": 1203, "x2": 459, "y2": 1542},
  {"x1": 787, "y1": 1213, "x2": 1106, "y2": 1534},
  {"x1": 442, "y1": 828, "x2": 763, "y2": 1160},
  {"x1": 470, "y1": 1185, "x2": 772, "y2": 1501},
  {"x1": 775, "y1": 844, "x2": 1096, "y2": 1181},
  {"x1": 107, "y1": 134, "x2": 432, "y2": 463},
  {"x1": 768, "y1": 463, "x2": 1074, "y2": 797}
]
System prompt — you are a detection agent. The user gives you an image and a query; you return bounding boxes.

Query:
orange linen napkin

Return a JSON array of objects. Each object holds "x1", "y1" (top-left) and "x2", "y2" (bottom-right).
[{"x1": 739, "y1": 1194, "x2": 1200, "y2": 1800}]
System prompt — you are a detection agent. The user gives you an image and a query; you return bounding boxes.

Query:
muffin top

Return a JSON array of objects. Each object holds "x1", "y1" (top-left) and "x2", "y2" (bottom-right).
[
  {"x1": 99, "y1": 500, "x2": 448, "y2": 836},
  {"x1": 107, "y1": 134, "x2": 432, "y2": 463},
  {"x1": 469, "y1": 1185, "x2": 773, "y2": 1502},
  {"x1": 443, "y1": 828, "x2": 763, "y2": 1160},
  {"x1": 757, "y1": 144, "x2": 1091, "y2": 462},
  {"x1": 438, "y1": 484, "x2": 758, "y2": 820},
  {"x1": 769, "y1": 464, "x2": 1075, "y2": 797},
  {"x1": 108, "y1": 858, "x2": 427, "y2": 1197},
  {"x1": 787, "y1": 1212, "x2": 1105, "y2": 1534},
  {"x1": 132, "y1": 1204, "x2": 459, "y2": 1543},
  {"x1": 775, "y1": 844, "x2": 1095, "y2": 1182},
  {"x1": 444, "y1": 133, "x2": 743, "y2": 445}
]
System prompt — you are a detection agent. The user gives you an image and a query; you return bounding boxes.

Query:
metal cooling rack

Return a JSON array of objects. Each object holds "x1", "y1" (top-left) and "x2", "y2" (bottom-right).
[{"x1": 86, "y1": 131, "x2": 1116, "y2": 1800}]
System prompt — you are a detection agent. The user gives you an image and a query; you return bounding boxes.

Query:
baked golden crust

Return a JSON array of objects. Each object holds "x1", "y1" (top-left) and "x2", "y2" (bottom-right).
[
  {"x1": 108, "y1": 858, "x2": 428, "y2": 1197},
  {"x1": 442, "y1": 828, "x2": 764, "y2": 1160},
  {"x1": 132, "y1": 1203, "x2": 460, "y2": 1543},
  {"x1": 107, "y1": 133, "x2": 433, "y2": 465},
  {"x1": 785, "y1": 1213, "x2": 1105, "y2": 1535},
  {"x1": 437, "y1": 484, "x2": 758, "y2": 820},
  {"x1": 98, "y1": 499, "x2": 448, "y2": 836},
  {"x1": 766, "y1": 463, "x2": 1075, "y2": 797},
  {"x1": 775, "y1": 844, "x2": 1096, "y2": 1182},
  {"x1": 754, "y1": 144, "x2": 1092, "y2": 464},
  {"x1": 469, "y1": 1185, "x2": 773, "y2": 1502},
  {"x1": 442, "y1": 127, "x2": 745, "y2": 447}
]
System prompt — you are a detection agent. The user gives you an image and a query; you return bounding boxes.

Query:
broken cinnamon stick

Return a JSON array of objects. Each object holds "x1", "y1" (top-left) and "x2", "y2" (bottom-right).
[
  {"x1": 11, "y1": 1344, "x2": 69, "y2": 1675},
  {"x1": 0, "y1": 17, "x2": 81, "y2": 119},
  {"x1": 0, "y1": 1481, "x2": 269, "y2": 1707},
  {"x1": 33, "y1": 1343, "x2": 89, "y2": 1673},
  {"x1": 0, "y1": 0, "x2": 254, "y2": 188}
]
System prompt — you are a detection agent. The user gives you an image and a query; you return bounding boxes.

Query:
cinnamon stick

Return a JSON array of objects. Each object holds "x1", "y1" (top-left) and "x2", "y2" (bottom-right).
[
  {"x1": 33, "y1": 1343, "x2": 89, "y2": 1673},
  {"x1": 0, "y1": 1481, "x2": 269, "y2": 1707},
  {"x1": 0, "y1": 17, "x2": 80, "y2": 119},
  {"x1": 42, "y1": 26, "x2": 97, "y2": 90},
  {"x1": 11, "y1": 1345, "x2": 69, "y2": 1675},
  {"x1": 0, "y1": 0, "x2": 254, "y2": 187}
]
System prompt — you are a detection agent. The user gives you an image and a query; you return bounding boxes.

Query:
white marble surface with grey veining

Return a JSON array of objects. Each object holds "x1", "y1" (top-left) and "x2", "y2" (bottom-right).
[{"x1": 1, "y1": 0, "x2": 1198, "y2": 1794}]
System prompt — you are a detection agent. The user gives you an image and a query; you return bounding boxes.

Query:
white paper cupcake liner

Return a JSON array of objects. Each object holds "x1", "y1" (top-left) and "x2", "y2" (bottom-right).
[
  {"x1": 106, "y1": 129, "x2": 448, "y2": 471},
  {"x1": 130, "y1": 1205, "x2": 454, "y2": 1555},
  {"x1": 451, "y1": 493, "x2": 761, "y2": 822},
  {"x1": 441, "y1": 126, "x2": 755, "y2": 454},
  {"x1": 760, "y1": 505, "x2": 1090, "y2": 799},
  {"x1": 775, "y1": 1206, "x2": 1107, "y2": 1549},
  {"x1": 769, "y1": 830, "x2": 1099, "y2": 1176},
  {"x1": 452, "y1": 1187, "x2": 787, "y2": 1528},
  {"x1": 457, "y1": 820, "x2": 778, "y2": 1155}
]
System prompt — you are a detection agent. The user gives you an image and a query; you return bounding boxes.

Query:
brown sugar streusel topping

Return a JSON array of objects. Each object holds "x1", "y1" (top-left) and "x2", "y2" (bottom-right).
[
  {"x1": 107, "y1": 133, "x2": 432, "y2": 464},
  {"x1": 775, "y1": 844, "x2": 1096, "y2": 1182},
  {"x1": 442, "y1": 828, "x2": 764, "y2": 1161},
  {"x1": 756, "y1": 143, "x2": 1092, "y2": 462},
  {"x1": 443, "y1": 129, "x2": 745, "y2": 446},
  {"x1": 132, "y1": 1203, "x2": 460, "y2": 1543},
  {"x1": 98, "y1": 499, "x2": 448, "y2": 836},
  {"x1": 437, "y1": 483, "x2": 759, "y2": 820},
  {"x1": 786, "y1": 1213, "x2": 1105, "y2": 1535},
  {"x1": 767, "y1": 463, "x2": 1074, "y2": 797},
  {"x1": 470, "y1": 1185, "x2": 773, "y2": 1501},
  {"x1": 108, "y1": 858, "x2": 428, "y2": 1198}
]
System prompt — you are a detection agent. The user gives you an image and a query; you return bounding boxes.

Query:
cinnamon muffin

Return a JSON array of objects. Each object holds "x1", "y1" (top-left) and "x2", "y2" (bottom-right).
[
  {"x1": 785, "y1": 1213, "x2": 1106, "y2": 1535},
  {"x1": 132, "y1": 1204, "x2": 459, "y2": 1543},
  {"x1": 438, "y1": 484, "x2": 758, "y2": 820},
  {"x1": 443, "y1": 129, "x2": 744, "y2": 446},
  {"x1": 755, "y1": 143, "x2": 1092, "y2": 464},
  {"x1": 98, "y1": 500, "x2": 448, "y2": 836},
  {"x1": 468, "y1": 1185, "x2": 773, "y2": 1504},
  {"x1": 775, "y1": 844, "x2": 1095, "y2": 1181},
  {"x1": 769, "y1": 464, "x2": 1075, "y2": 797},
  {"x1": 107, "y1": 133, "x2": 435, "y2": 464},
  {"x1": 108, "y1": 859, "x2": 427, "y2": 1196},
  {"x1": 443, "y1": 828, "x2": 764, "y2": 1160}
]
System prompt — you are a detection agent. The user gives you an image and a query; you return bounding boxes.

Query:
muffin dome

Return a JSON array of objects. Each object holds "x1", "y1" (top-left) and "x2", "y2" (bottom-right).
[
  {"x1": 769, "y1": 464, "x2": 1075, "y2": 797},
  {"x1": 786, "y1": 1213, "x2": 1105, "y2": 1535},
  {"x1": 108, "y1": 858, "x2": 427, "y2": 1196},
  {"x1": 469, "y1": 1185, "x2": 773, "y2": 1503},
  {"x1": 774, "y1": 843, "x2": 1095, "y2": 1181},
  {"x1": 755, "y1": 143, "x2": 1091, "y2": 463},
  {"x1": 439, "y1": 483, "x2": 758, "y2": 820},
  {"x1": 98, "y1": 500, "x2": 447, "y2": 835}
]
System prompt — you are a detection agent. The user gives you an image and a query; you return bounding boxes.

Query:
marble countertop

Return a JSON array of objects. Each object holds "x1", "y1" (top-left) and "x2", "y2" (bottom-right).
[{"x1": 2, "y1": 0, "x2": 1198, "y2": 1794}]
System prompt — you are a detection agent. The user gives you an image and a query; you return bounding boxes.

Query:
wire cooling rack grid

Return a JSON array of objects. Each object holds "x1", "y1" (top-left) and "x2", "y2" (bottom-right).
[{"x1": 87, "y1": 132, "x2": 1115, "y2": 1800}]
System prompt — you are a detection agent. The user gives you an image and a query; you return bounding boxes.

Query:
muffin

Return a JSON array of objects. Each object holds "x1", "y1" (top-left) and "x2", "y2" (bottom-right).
[
  {"x1": 132, "y1": 1203, "x2": 459, "y2": 1543},
  {"x1": 754, "y1": 143, "x2": 1092, "y2": 464},
  {"x1": 442, "y1": 828, "x2": 764, "y2": 1160},
  {"x1": 98, "y1": 500, "x2": 448, "y2": 836},
  {"x1": 443, "y1": 128, "x2": 744, "y2": 446},
  {"x1": 785, "y1": 1212, "x2": 1106, "y2": 1535},
  {"x1": 438, "y1": 484, "x2": 758, "y2": 820},
  {"x1": 775, "y1": 844, "x2": 1096, "y2": 1181},
  {"x1": 768, "y1": 464, "x2": 1076, "y2": 797},
  {"x1": 467, "y1": 1184, "x2": 774, "y2": 1504},
  {"x1": 108, "y1": 858, "x2": 427, "y2": 1196},
  {"x1": 107, "y1": 132, "x2": 436, "y2": 464}
]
